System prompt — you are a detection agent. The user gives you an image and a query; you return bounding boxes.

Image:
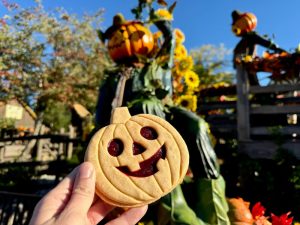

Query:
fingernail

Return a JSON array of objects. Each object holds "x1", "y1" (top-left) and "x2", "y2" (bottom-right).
[{"x1": 80, "y1": 163, "x2": 94, "y2": 179}]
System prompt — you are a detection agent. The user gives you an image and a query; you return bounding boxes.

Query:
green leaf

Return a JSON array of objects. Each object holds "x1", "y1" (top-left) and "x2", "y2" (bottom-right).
[
  {"x1": 158, "y1": 185, "x2": 205, "y2": 225},
  {"x1": 132, "y1": 60, "x2": 172, "y2": 98},
  {"x1": 97, "y1": 29, "x2": 105, "y2": 42},
  {"x1": 194, "y1": 176, "x2": 230, "y2": 225},
  {"x1": 127, "y1": 96, "x2": 166, "y2": 119},
  {"x1": 168, "y1": 106, "x2": 219, "y2": 179}
]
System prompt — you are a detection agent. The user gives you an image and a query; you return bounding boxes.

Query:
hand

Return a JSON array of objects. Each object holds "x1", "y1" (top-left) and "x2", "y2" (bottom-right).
[{"x1": 29, "y1": 162, "x2": 148, "y2": 225}]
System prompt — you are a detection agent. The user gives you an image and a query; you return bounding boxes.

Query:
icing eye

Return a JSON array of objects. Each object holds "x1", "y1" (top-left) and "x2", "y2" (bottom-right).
[
  {"x1": 108, "y1": 139, "x2": 124, "y2": 157},
  {"x1": 133, "y1": 142, "x2": 146, "y2": 155},
  {"x1": 140, "y1": 127, "x2": 158, "y2": 140}
]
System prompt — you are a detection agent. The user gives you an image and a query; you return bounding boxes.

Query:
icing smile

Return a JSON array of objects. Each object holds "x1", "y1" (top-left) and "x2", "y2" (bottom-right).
[{"x1": 117, "y1": 146, "x2": 166, "y2": 177}]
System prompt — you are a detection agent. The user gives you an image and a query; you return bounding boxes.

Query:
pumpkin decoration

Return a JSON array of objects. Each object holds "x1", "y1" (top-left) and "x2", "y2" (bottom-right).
[
  {"x1": 85, "y1": 107, "x2": 189, "y2": 207},
  {"x1": 105, "y1": 14, "x2": 154, "y2": 63},
  {"x1": 231, "y1": 10, "x2": 257, "y2": 36},
  {"x1": 227, "y1": 197, "x2": 254, "y2": 225}
]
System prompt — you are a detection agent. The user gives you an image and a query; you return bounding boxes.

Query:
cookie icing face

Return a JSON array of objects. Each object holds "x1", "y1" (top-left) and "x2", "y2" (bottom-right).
[
  {"x1": 109, "y1": 126, "x2": 167, "y2": 177},
  {"x1": 85, "y1": 107, "x2": 189, "y2": 207}
]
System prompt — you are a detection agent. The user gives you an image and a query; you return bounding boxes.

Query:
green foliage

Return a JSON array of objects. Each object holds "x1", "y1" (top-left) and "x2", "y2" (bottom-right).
[
  {"x1": 0, "y1": 164, "x2": 38, "y2": 192},
  {"x1": 131, "y1": 0, "x2": 171, "y2": 21},
  {"x1": 0, "y1": 118, "x2": 16, "y2": 130},
  {"x1": 220, "y1": 148, "x2": 300, "y2": 222},
  {"x1": 43, "y1": 100, "x2": 71, "y2": 131},
  {"x1": 0, "y1": 1, "x2": 111, "y2": 128},
  {"x1": 193, "y1": 177, "x2": 230, "y2": 224},
  {"x1": 190, "y1": 44, "x2": 234, "y2": 89},
  {"x1": 158, "y1": 185, "x2": 205, "y2": 225}
]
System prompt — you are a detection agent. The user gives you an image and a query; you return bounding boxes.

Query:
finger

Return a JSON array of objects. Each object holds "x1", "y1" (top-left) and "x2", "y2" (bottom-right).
[
  {"x1": 64, "y1": 162, "x2": 95, "y2": 215},
  {"x1": 87, "y1": 198, "x2": 115, "y2": 224},
  {"x1": 29, "y1": 166, "x2": 79, "y2": 225},
  {"x1": 106, "y1": 205, "x2": 148, "y2": 225}
]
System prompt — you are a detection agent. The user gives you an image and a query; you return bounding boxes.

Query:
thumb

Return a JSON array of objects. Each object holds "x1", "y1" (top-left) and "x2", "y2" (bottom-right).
[{"x1": 65, "y1": 162, "x2": 96, "y2": 215}]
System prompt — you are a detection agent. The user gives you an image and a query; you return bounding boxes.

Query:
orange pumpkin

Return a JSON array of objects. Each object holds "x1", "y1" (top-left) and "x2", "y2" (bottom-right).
[
  {"x1": 232, "y1": 11, "x2": 257, "y2": 36},
  {"x1": 106, "y1": 15, "x2": 154, "y2": 63},
  {"x1": 227, "y1": 197, "x2": 254, "y2": 225}
]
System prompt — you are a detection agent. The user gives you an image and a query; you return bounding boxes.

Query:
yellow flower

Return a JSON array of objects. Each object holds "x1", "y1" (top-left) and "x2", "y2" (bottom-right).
[
  {"x1": 243, "y1": 55, "x2": 253, "y2": 62},
  {"x1": 175, "y1": 94, "x2": 197, "y2": 112},
  {"x1": 174, "y1": 44, "x2": 188, "y2": 60},
  {"x1": 174, "y1": 55, "x2": 194, "y2": 74},
  {"x1": 212, "y1": 81, "x2": 229, "y2": 89},
  {"x1": 174, "y1": 28, "x2": 185, "y2": 43},
  {"x1": 155, "y1": 8, "x2": 173, "y2": 21},
  {"x1": 184, "y1": 70, "x2": 200, "y2": 89}
]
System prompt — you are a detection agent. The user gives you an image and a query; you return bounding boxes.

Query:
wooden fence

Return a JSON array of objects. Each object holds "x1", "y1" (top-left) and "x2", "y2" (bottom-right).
[
  {"x1": 0, "y1": 125, "x2": 80, "y2": 225},
  {"x1": 198, "y1": 61, "x2": 300, "y2": 160},
  {"x1": 0, "y1": 191, "x2": 40, "y2": 225},
  {"x1": 0, "y1": 126, "x2": 76, "y2": 163},
  {"x1": 236, "y1": 65, "x2": 300, "y2": 159}
]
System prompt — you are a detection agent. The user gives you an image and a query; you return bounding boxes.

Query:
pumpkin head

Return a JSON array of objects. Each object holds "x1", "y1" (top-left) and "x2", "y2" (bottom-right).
[
  {"x1": 85, "y1": 107, "x2": 189, "y2": 207},
  {"x1": 231, "y1": 10, "x2": 257, "y2": 36},
  {"x1": 106, "y1": 14, "x2": 154, "y2": 63}
]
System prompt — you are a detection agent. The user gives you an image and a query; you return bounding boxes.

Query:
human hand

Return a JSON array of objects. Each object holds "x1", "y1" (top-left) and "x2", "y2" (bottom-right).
[{"x1": 29, "y1": 162, "x2": 148, "y2": 225}]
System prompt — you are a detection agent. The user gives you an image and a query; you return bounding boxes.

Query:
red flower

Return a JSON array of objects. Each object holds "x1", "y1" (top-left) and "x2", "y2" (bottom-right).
[
  {"x1": 252, "y1": 202, "x2": 266, "y2": 219},
  {"x1": 271, "y1": 212, "x2": 293, "y2": 225}
]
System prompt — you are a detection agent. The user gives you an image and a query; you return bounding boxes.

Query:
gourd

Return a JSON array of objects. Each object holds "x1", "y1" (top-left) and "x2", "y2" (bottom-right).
[{"x1": 227, "y1": 197, "x2": 254, "y2": 225}]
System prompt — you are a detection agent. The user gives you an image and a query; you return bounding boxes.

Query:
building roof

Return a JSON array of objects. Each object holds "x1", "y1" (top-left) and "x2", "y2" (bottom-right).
[{"x1": 73, "y1": 103, "x2": 91, "y2": 118}]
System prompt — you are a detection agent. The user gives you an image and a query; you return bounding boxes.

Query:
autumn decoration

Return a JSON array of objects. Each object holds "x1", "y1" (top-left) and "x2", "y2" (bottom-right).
[
  {"x1": 227, "y1": 198, "x2": 294, "y2": 225},
  {"x1": 105, "y1": 14, "x2": 155, "y2": 63},
  {"x1": 95, "y1": 0, "x2": 228, "y2": 224}
]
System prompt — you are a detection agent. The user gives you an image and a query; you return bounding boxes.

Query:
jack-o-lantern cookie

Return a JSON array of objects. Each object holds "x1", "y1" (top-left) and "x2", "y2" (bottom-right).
[{"x1": 85, "y1": 107, "x2": 189, "y2": 207}]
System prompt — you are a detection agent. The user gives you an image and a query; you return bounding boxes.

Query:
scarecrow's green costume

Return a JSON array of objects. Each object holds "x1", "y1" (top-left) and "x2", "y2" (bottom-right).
[{"x1": 95, "y1": 19, "x2": 230, "y2": 225}]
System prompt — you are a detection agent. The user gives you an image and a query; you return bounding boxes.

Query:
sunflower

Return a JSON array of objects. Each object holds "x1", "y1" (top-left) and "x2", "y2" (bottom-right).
[
  {"x1": 174, "y1": 44, "x2": 188, "y2": 60},
  {"x1": 184, "y1": 70, "x2": 200, "y2": 89},
  {"x1": 174, "y1": 55, "x2": 194, "y2": 74},
  {"x1": 174, "y1": 28, "x2": 185, "y2": 43},
  {"x1": 175, "y1": 94, "x2": 197, "y2": 112},
  {"x1": 154, "y1": 8, "x2": 173, "y2": 21}
]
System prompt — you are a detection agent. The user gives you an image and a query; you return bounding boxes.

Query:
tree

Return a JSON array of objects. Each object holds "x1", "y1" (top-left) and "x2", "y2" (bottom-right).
[
  {"x1": 0, "y1": 1, "x2": 111, "y2": 130},
  {"x1": 191, "y1": 44, "x2": 234, "y2": 90}
]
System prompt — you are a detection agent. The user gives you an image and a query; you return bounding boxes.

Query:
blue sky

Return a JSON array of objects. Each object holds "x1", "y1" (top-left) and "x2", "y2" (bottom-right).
[{"x1": 1, "y1": 0, "x2": 300, "y2": 54}]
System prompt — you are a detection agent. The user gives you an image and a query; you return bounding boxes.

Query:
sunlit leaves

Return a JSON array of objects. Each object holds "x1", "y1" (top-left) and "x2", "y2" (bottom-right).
[{"x1": 0, "y1": 1, "x2": 110, "y2": 116}]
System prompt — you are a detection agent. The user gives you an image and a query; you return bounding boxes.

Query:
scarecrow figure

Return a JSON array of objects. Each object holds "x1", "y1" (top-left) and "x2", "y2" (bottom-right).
[
  {"x1": 95, "y1": 13, "x2": 229, "y2": 224},
  {"x1": 231, "y1": 10, "x2": 285, "y2": 85}
]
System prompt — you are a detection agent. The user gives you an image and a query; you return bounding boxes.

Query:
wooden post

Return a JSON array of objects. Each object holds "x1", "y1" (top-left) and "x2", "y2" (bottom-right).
[
  {"x1": 36, "y1": 125, "x2": 46, "y2": 161},
  {"x1": 58, "y1": 128, "x2": 65, "y2": 159},
  {"x1": 236, "y1": 65, "x2": 251, "y2": 141},
  {"x1": 67, "y1": 125, "x2": 75, "y2": 159}
]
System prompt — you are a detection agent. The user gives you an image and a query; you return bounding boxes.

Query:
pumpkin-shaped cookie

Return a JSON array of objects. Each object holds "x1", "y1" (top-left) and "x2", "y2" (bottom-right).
[{"x1": 85, "y1": 107, "x2": 189, "y2": 207}]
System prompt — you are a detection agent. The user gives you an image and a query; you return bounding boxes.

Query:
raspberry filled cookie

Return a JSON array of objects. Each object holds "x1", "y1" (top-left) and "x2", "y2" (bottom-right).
[{"x1": 85, "y1": 107, "x2": 189, "y2": 207}]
